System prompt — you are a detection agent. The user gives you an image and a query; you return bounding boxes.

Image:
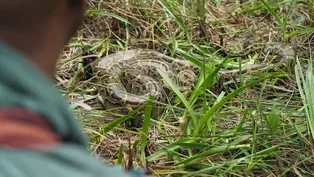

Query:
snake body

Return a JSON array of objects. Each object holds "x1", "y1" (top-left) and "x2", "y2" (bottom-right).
[
  {"x1": 95, "y1": 42, "x2": 295, "y2": 117},
  {"x1": 95, "y1": 49, "x2": 198, "y2": 116},
  {"x1": 219, "y1": 42, "x2": 295, "y2": 76}
]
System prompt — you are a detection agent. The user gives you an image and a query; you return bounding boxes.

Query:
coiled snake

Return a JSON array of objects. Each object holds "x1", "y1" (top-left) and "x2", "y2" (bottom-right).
[{"x1": 95, "y1": 42, "x2": 295, "y2": 117}]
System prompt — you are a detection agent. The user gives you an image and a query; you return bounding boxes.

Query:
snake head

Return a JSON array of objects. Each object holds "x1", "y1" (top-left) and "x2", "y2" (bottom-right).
[
  {"x1": 177, "y1": 69, "x2": 197, "y2": 91},
  {"x1": 262, "y1": 42, "x2": 295, "y2": 61}
]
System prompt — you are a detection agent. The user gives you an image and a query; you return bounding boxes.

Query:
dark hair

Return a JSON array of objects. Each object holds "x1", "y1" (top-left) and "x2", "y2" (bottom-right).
[
  {"x1": 69, "y1": 0, "x2": 84, "y2": 7},
  {"x1": 0, "y1": 0, "x2": 85, "y2": 37},
  {"x1": 0, "y1": 1, "x2": 57, "y2": 29}
]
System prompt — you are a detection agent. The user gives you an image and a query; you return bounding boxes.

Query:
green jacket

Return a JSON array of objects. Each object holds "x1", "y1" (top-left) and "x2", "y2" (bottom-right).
[{"x1": 0, "y1": 41, "x2": 145, "y2": 177}]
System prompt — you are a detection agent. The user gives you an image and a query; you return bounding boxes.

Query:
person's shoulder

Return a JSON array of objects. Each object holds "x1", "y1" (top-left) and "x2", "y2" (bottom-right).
[
  {"x1": 0, "y1": 107, "x2": 62, "y2": 149},
  {"x1": 0, "y1": 144, "x2": 133, "y2": 177}
]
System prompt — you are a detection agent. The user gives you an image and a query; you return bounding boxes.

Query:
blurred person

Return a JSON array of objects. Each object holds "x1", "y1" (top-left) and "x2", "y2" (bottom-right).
[{"x1": 0, "y1": 0, "x2": 153, "y2": 176}]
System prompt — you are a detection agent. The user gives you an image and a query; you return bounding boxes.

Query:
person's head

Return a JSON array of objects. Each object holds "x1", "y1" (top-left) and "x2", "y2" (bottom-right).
[{"x1": 0, "y1": 0, "x2": 86, "y2": 78}]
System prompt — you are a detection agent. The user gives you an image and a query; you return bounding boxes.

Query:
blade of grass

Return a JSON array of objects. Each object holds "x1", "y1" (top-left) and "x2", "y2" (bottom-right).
[
  {"x1": 99, "y1": 104, "x2": 145, "y2": 134},
  {"x1": 157, "y1": 0, "x2": 191, "y2": 41},
  {"x1": 286, "y1": 28, "x2": 314, "y2": 39},
  {"x1": 140, "y1": 95, "x2": 154, "y2": 162},
  {"x1": 183, "y1": 145, "x2": 280, "y2": 177},
  {"x1": 85, "y1": 10, "x2": 131, "y2": 25},
  {"x1": 193, "y1": 73, "x2": 282, "y2": 136},
  {"x1": 189, "y1": 58, "x2": 228, "y2": 106},
  {"x1": 117, "y1": 144, "x2": 124, "y2": 164},
  {"x1": 157, "y1": 68, "x2": 198, "y2": 130},
  {"x1": 258, "y1": 0, "x2": 286, "y2": 38},
  {"x1": 197, "y1": 0, "x2": 206, "y2": 38},
  {"x1": 174, "y1": 145, "x2": 251, "y2": 166},
  {"x1": 257, "y1": 0, "x2": 284, "y2": 27},
  {"x1": 175, "y1": 49, "x2": 208, "y2": 68},
  {"x1": 174, "y1": 134, "x2": 252, "y2": 167},
  {"x1": 282, "y1": 0, "x2": 296, "y2": 26},
  {"x1": 146, "y1": 138, "x2": 195, "y2": 162},
  {"x1": 295, "y1": 56, "x2": 314, "y2": 140}
]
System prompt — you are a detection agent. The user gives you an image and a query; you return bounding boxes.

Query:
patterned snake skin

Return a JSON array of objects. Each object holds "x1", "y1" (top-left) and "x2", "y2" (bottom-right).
[{"x1": 95, "y1": 42, "x2": 295, "y2": 117}]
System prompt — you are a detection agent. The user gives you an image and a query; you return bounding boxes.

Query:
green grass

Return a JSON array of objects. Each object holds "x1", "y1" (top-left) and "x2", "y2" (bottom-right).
[{"x1": 55, "y1": 0, "x2": 314, "y2": 176}]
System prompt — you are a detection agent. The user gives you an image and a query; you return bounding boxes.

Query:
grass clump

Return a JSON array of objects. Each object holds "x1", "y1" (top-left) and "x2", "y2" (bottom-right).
[{"x1": 55, "y1": 0, "x2": 314, "y2": 176}]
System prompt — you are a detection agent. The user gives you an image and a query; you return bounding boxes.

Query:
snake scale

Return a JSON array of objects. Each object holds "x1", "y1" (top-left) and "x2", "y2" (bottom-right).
[{"x1": 95, "y1": 42, "x2": 295, "y2": 117}]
